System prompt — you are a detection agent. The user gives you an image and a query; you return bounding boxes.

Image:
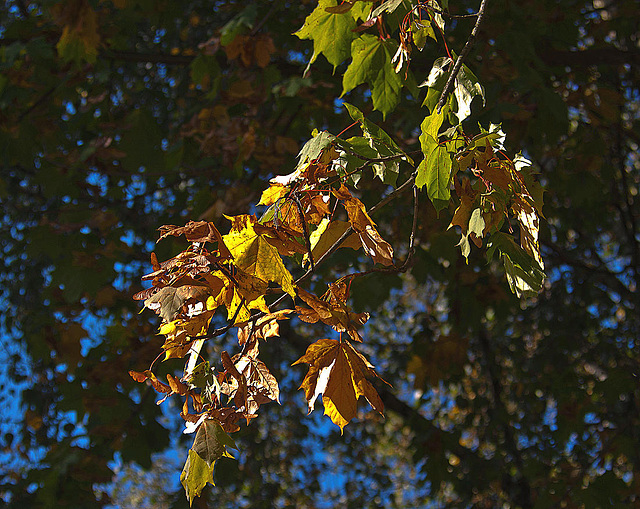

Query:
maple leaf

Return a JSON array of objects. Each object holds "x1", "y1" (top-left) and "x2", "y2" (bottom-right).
[
  {"x1": 487, "y1": 232, "x2": 545, "y2": 298},
  {"x1": 295, "y1": 0, "x2": 358, "y2": 69},
  {"x1": 200, "y1": 268, "x2": 268, "y2": 324},
  {"x1": 158, "y1": 221, "x2": 232, "y2": 259},
  {"x1": 513, "y1": 197, "x2": 544, "y2": 270},
  {"x1": 181, "y1": 419, "x2": 237, "y2": 505},
  {"x1": 292, "y1": 339, "x2": 385, "y2": 432},
  {"x1": 129, "y1": 369, "x2": 171, "y2": 394},
  {"x1": 258, "y1": 183, "x2": 289, "y2": 206},
  {"x1": 223, "y1": 215, "x2": 296, "y2": 297},
  {"x1": 159, "y1": 309, "x2": 216, "y2": 360},
  {"x1": 253, "y1": 222, "x2": 308, "y2": 257},
  {"x1": 296, "y1": 287, "x2": 369, "y2": 341},
  {"x1": 305, "y1": 218, "x2": 361, "y2": 266},
  {"x1": 332, "y1": 185, "x2": 394, "y2": 265},
  {"x1": 417, "y1": 140, "x2": 453, "y2": 212},
  {"x1": 452, "y1": 64, "x2": 486, "y2": 123},
  {"x1": 184, "y1": 361, "x2": 221, "y2": 405},
  {"x1": 295, "y1": 130, "x2": 337, "y2": 171},
  {"x1": 483, "y1": 160, "x2": 514, "y2": 191},
  {"x1": 411, "y1": 19, "x2": 437, "y2": 51},
  {"x1": 181, "y1": 449, "x2": 214, "y2": 506},
  {"x1": 192, "y1": 418, "x2": 237, "y2": 466},
  {"x1": 343, "y1": 103, "x2": 413, "y2": 185},
  {"x1": 236, "y1": 309, "x2": 294, "y2": 346},
  {"x1": 449, "y1": 176, "x2": 478, "y2": 235},
  {"x1": 224, "y1": 352, "x2": 280, "y2": 413},
  {"x1": 420, "y1": 56, "x2": 452, "y2": 113},
  {"x1": 342, "y1": 34, "x2": 402, "y2": 118},
  {"x1": 143, "y1": 285, "x2": 213, "y2": 322}
]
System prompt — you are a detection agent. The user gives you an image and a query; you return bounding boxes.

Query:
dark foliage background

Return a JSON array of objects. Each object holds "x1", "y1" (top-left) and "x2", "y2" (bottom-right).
[{"x1": 0, "y1": 0, "x2": 638, "y2": 507}]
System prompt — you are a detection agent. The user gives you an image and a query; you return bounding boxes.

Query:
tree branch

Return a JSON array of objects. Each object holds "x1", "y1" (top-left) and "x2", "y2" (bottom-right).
[
  {"x1": 296, "y1": 170, "x2": 419, "y2": 286},
  {"x1": 101, "y1": 49, "x2": 196, "y2": 66},
  {"x1": 477, "y1": 327, "x2": 533, "y2": 509},
  {"x1": 436, "y1": 0, "x2": 488, "y2": 113},
  {"x1": 340, "y1": 183, "x2": 419, "y2": 281}
]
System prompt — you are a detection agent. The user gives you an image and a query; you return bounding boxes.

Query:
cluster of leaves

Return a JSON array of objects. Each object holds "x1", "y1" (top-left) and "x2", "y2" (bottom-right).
[{"x1": 129, "y1": 1, "x2": 545, "y2": 502}]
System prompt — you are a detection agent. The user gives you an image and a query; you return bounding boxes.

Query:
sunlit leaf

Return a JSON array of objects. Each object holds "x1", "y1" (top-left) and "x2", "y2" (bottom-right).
[
  {"x1": 292, "y1": 339, "x2": 385, "y2": 432},
  {"x1": 223, "y1": 215, "x2": 296, "y2": 297},
  {"x1": 296, "y1": 0, "x2": 358, "y2": 69}
]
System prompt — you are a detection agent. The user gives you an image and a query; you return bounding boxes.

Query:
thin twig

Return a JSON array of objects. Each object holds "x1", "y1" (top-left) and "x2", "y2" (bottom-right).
[
  {"x1": 297, "y1": 170, "x2": 419, "y2": 285},
  {"x1": 292, "y1": 193, "x2": 315, "y2": 271},
  {"x1": 370, "y1": 170, "x2": 417, "y2": 215},
  {"x1": 194, "y1": 297, "x2": 246, "y2": 340},
  {"x1": 406, "y1": 184, "x2": 419, "y2": 262},
  {"x1": 341, "y1": 183, "x2": 419, "y2": 281},
  {"x1": 436, "y1": 0, "x2": 488, "y2": 113},
  {"x1": 426, "y1": 6, "x2": 479, "y2": 19}
]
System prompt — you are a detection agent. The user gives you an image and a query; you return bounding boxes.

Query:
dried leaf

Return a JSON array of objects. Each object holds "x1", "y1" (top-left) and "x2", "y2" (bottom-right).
[
  {"x1": 236, "y1": 309, "x2": 294, "y2": 346},
  {"x1": 292, "y1": 339, "x2": 385, "y2": 432},
  {"x1": 158, "y1": 221, "x2": 232, "y2": 259},
  {"x1": 296, "y1": 287, "x2": 369, "y2": 337}
]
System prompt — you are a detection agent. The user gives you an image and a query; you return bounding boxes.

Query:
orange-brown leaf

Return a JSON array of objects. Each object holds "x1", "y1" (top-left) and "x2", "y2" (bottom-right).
[
  {"x1": 292, "y1": 339, "x2": 385, "y2": 432},
  {"x1": 158, "y1": 221, "x2": 232, "y2": 259},
  {"x1": 357, "y1": 225, "x2": 394, "y2": 266},
  {"x1": 450, "y1": 176, "x2": 478, "y2": 234},
  {"x1": 296, "y1": 287, "x2": 369, "y2": 336},
  {"x1": 129, "y1": 370, "x2": 171, "y2": 394},
  {"x1": 236, "y1": 309, "x2": 294, "y2": 346}
]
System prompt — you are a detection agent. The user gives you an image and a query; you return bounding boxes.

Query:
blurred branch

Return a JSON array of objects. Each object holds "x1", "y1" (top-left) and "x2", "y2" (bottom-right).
[
  {"x1": 101, "y1": 50, "x2": 195, "y2": 66},
  {"x1": 540, "y1": 47, "x2": 640, "y2": 68},
  {"x1": 477, "y1": 327, "x2": 533, "y2": 509},
  {"x1": 376, "y1": 383, "x2": 479, "y2": 464}
]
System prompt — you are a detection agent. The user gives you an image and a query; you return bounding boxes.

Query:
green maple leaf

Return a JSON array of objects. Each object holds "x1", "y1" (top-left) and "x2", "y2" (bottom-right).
[
  {"x1": 452, "y1": 64, "x2": 485, "y2": 123},
  {"x1": 420, "y1": 56, "x2": 452, "y2": 113},
  {"x1": 180, "y1": 419, "x2": 238, "y2": 505},
  {"x1": 181, "y1": 449, "x2": 214, "y2": 506},
  {"x1": 411, "y1": 19, "x2": 437, "y2": 51},
  {"x1": 193, "y1": 419, "x2": 237, "y2": 465},
  {"x1": 417, "y1": 141, "x2": 452, "y2": 211},
  {"x1": 487, "y1": 232, "x2": 545, "y2": 298},
  {"x1": 342, "y1": 103, "x2": 411, "y2": 185},
  {"x1": 342, "y1": 35, "x2": 402, "y2": 118},
  {"x1": 297, "y1": 130, "x2": 336, "y2": 168},
  {"x1": 296, "y1": 0, "x2": 358, "y2": 69}
]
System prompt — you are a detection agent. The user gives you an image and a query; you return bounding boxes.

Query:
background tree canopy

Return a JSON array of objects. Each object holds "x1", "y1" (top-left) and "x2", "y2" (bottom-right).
[{"x1": 1, "y1": 0, "x2": 638, "y2": 507}]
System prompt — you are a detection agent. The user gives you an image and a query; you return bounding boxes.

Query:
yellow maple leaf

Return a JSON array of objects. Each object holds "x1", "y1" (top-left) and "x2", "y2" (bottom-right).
[
  {"x1": 223, "y1": 215, "x2": 296, "y2": 297},
  {"x1": 292, "y1": 339, "x2": 385, "y2": 433},
  {"x1": 258, "y1": 184, "x2": 288, "y2": 206}
]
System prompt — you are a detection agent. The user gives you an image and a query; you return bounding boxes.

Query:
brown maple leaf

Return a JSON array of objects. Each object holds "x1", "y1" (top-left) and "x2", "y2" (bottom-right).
[
  {"x1": 158, "y1": 220, "x2": 232, "y2": 259},
  {"x1": 295, "y1": 287, "x2": 369, "y2": 341},
  {"x1": 332, "y1": 184, "x2": 394, "y2": 266},
  {"x1": 292, "y1": 339, "x2": 385, "y2": 432}
]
